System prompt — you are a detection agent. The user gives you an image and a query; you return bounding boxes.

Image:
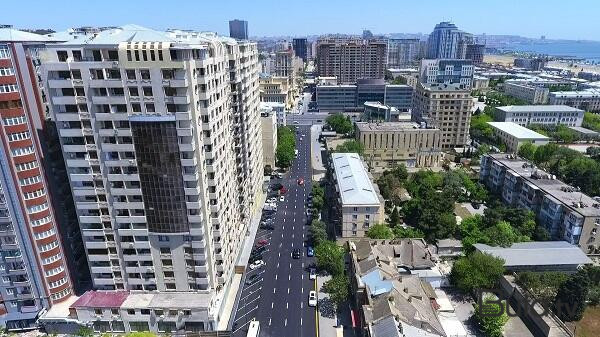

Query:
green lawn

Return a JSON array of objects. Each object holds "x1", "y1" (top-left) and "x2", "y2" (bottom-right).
[{"x1": 575, "y1": 306, "x2": 600, "y2": 337}]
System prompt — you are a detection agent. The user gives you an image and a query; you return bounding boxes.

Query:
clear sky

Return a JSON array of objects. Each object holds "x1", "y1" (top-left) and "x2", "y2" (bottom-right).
[{"x1": 6, "y1": 0, "x2": 599, "y2": 40}]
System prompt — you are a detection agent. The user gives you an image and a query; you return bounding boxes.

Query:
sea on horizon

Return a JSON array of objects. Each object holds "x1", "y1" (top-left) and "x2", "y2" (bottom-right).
[{"x1": 507, "y1": 41, "x2": 600, "y2": 63}]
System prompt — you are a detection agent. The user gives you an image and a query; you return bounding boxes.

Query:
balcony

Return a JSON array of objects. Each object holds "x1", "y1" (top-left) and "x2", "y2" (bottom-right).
[
  {"x1": 164, "y1": 78, "x2": 189, "y2": 87},
  {"x1": 92, "y1": 95, "x2": 127, "y2": 105}
]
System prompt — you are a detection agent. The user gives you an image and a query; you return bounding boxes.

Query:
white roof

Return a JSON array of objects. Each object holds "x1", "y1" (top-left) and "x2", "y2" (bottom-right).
[
  {"x1": 332, "y1": 153, "x2": 381, "y2": 206},
  {"x1": 474, "y1": 241, "x2": 593, "y2": 267},
  {"x1": 0, "y1": 28, "x2": 51, "y2": 42},
  {"x1": 487, "y1": 122, "x2": 550, "y2": 140},
  {"x1": 496, "y1": 105, "x2": 583, "y2": 113}
]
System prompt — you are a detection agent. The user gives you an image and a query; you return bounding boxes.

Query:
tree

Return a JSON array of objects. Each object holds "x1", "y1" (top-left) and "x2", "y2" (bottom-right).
[
  {"x1": 392, "y1": 226, "x2": 425, "y2": 239},
  {"x1": 334, "y1": 139, "x2": 364, "y2": 155},
  {"x1": 484, "y1": 221, "x2": 530, "y2": 247},
  {"x1": 451, "y1": 252, "x2": 505, "y2": 293},
  {"x1": 326, "y1": 113, "x2": 353, "y2": 134},
  {"x1": 76, "y1": 327, "x2": 94, "y2": 337},
  {"x1": 310, "y1": 220, "x2": 328, "y2": 246},
  {"x1": 366, "y1": 224, "x2": 394, "y2": 239},
  {"x1": 124, "y1": 333, "x2": 158, "y2": 337},
  {"x1": 315, "y1": 241, "x2": 344, "y2": 276},
  {"x1": 518, "y1": 142, "x2": 536, "y2": 161},
  {"x1": 276, "y1": 126, "x2": 296, "y2": 168},
  {"x1": 532, "y1": 225, "x2": 551, "y2": 241},
  {"x1": 553, "y1": 270, "x2": 590, "y2": 322},
  {"x1": 322, "y1": 274, "x2": 350, "y2": 307},
  {"x1": 474, "y1": 296, "x2": 509, "y2": 337},
  {"x1": 389, "y1": 208, "x2": 400, "y2": 226}
]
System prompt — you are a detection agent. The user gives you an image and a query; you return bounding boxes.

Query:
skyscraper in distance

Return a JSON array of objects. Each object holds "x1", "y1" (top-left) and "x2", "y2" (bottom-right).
[
  {"x1": 292, "y1": 38, "x2": 307, "y2": 62},
  {"x1": 426, "y1": 22, "x2": 472, "y2": 59},
  {"x1": 229, "y1": 19, "x2": 248, "y2": 40}
]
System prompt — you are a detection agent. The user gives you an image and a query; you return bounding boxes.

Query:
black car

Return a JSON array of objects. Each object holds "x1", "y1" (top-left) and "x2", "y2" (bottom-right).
[
  {"x1": 260, "y1": 224, "x2": 275, "y2": 230},
  {"x1": 245, "y1": 274, "x2": 259, "y2": 285},
  {"x1": 292, "y1": 249, "x2": 301, "y2": 259}
]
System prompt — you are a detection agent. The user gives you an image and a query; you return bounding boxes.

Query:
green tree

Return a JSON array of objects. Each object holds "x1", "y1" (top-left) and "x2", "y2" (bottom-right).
[
  {"x1": 310, "y1": 220, "x2": 328, "y2": 246},
  {"x1": 124, "y1": 333, "x2": 158, "y2": 337},
  {"x1": 484, "y1": 221, "x2": 530, "y2": 247},
  {"x1": 583, "y1": 111, "x2": 600, "y2": 132},
  {"x1": 326, "y1": 113, "x2": 353, "y2": 134},
  {"x1": 518, "y1": 142, "x2": 537, "y2": 161},
  {"x1": 334, "y1": 139, "x2": 365, "y2": 155},
  {"x1": 553, "y1": 270, "x2": 590, "y2": 322},
  {"x1": 451, "y1": 252, "x2": 505, "y2": 293},
  {"x1": 315, "y1": 241, "x2": 344, "y2": 276},
  {"x1": 366, "y1": 224, "x2": 394, "y2": 239},
  {"x1": 474, "y1": 297, "x2": 509, "y2": 337},
  {"x1": 276, "y1": 126, "x2": 296, "y2": 168},
  {"x1": 76, "y1": 327, "x2": 94, "y2": 337},
  {"x1": 322, "y1": 274, "x2": 350, "y2": 307},
  {"x1": 389, "y1": 207, "x2": 400, "y2": 226},
  {"x1": 392, "y1": 226, "x2": 425, "y2": 238}
]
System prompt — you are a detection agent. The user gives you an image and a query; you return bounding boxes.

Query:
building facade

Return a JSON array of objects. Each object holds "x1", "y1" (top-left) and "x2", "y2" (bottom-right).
[
  {"x1": 0, "y1": 30, "x2": 75, "y2": 330},
  {"x1": 274, "y1": 49, "x2": 294, "y2": 79},
  {"x1": 316, "y1": 80, "x2": 413, "y2": 112},
  {"x1": 480, "y1": 154, "x2": 600, "y2": 254},
  {"x1": 316, "y1": 37, "x2": 387, "y2": 84},
  {"x1": 426, "y1": 22, "x2": 472, "y2": 59},
  {"x1": 493, "y1": 105, "x2": 584, "y2": 127},
  {"x1": 419, "y1": 59, "x2": 474, "y2": 89},
  {"x1": 260, "y1": 109, "x2": 277, "y2": 169},
  {"x1": 503, "y1": 82, "x2": 549, "y2": 104},
  {"x1": 387, "y1": 39, "x2": 420, "y2": 68},
  {"x1": 259, "y1": 74, "x2": 294, "y2": 109},
  {"x1": 487, "y1": 122, "x2": 549, "y2": 152},
  {"x1": 292, "y1": 38, "x2": 307, "y2": 62},
  {"x1": 329, "y1": 153, "x2": 384, "y2": 238},
  {"x1": 41, "y1": 25, "x2": 263, "y2": 332},
  {"x1": 465, "y1": 43, "x2": 485, "y2": 64},
  {"x1": 413, "y1": 83, "x2": 473, "y2": 149},
  {"x1": 355, "y1": 122, "x2": 442, "y2": 169},
  {"x1": 549, "y1": 89, "x2": 600, "y2": 113},
  {"x1": 228, "y1": 20, "x2": 248, "y2": 40},
  {"x1": 514, "y1": 57, "x2": 547, "y2": 71}
]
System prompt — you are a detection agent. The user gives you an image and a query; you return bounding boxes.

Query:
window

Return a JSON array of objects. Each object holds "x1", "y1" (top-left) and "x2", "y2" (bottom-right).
[
  {"x1": 28, "y1": 202, "x2": 49, "y2": 214},
  {"x1": 128, "y1": 87, "x2": 139, "y2": 96},
  {"x1": 127, "y1": 309, "x2": 135, "y2": 315},
  {"x1": 45, "y1": 265, "x2": 64, "y2": 277},
  {"x1": 166, "y1": 283, "x2": 176, "y2": 290},
  {"x1": 158, "y1": 235, "x2": 170, "y2": 242},
  {"x1": 94, "y1": 309, "x2": 103, "y2": 315},
  {"x1": 146, "y1": 103, "x2": 155, "y2": 112},
  {"x1": 352, "y1": 214, "x2": 358, "y2": 220},
  {"x1": 353, "y1": 207, "x2": 358, "y2": 212},
  {"x1": 3, "y1": 115, "x2": 26, "y2": 126},
  {"x1": 57, "y1": 51, "x2": 68, "y2": 62},
  {"x1": 0, "y1": 67, "x2": 14, "y2": 76},
  {"x1": 140, "y1": 69, "x2": 150, "y2": 80},
  {"x1": 8, "y1": 131, "x2": 30, "y2": 142},
  {"x1": 142, "y1": 87, "x2": 153, "y2": 96},
  {"x1": 31, "y1": 215, "x2": 52, "y2": 227},
  {"x1": 12, "y1": 146, "x2": 35, "y2": 157},
  {"x1": 19, "y1": 175, "x2": 42, "y2": 186},
  {"x1": 160, "y1": 247, "x2": 171, "y2": 254},
  {"x1": 131, "y1": 103, "x2": 142, "y2": 113},
  {"x1": 0, "y1": 84, "x2": 18, "y2": 93},
  {"x1": 140, "y1": 309, "x2": 150, "y2": 315},
  {"x1": 0, "y1": 46, "x2": 10, "y2": 59},
  {"x1": 126, "y1": 69, "x2": 136, "y2": 80}
]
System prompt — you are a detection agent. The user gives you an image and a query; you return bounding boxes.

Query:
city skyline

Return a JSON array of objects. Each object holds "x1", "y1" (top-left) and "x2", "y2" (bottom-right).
[{"x1": 5, "y1": 0, "x2": 600, "y2": 41}]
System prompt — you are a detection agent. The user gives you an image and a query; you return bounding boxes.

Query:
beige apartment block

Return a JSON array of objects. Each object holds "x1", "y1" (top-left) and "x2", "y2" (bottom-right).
[
  {"x1": 259, "y1": 74, "x2": 294, "y2": 109},
  {"x1": 260, "y1": 110, "x2": 277, "y2": 169}
]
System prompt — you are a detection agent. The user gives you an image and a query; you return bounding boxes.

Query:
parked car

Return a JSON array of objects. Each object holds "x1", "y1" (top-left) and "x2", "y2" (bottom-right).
[
  {"x1": 279, "y1": 196, "x2": 285, "y2": 202},
  {"x1": 309, "y1": 268, "x2": 317, "y2": 280},
  {"x1": 245, "y1": 274, "x2": 260, "y2": 285},
  {"x1": 249, "y1": 260, "x2": 265, "y2": 270},
  {"x1": 260, "y1": 224, "x2": 274, "y2": 230},
  {"x1": 307, "y1": 246, "x2": 314, "y2": 257},
  {"x1": 297, "y1": 178, "x2": 304, "y2": 185},
  {"x1": 292, "y1": 248, "x2": 301, "y2": 259},
  {"x1": 257, "y1": 239, "x2": 269, "y2": 246},
  {"x1": 308, "y1": 291, "x2": 317, "y2": 307}
]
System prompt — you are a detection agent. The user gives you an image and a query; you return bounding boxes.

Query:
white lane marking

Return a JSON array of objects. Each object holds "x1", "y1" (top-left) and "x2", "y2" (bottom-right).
[
  {"x1": 269, "y1": 318, "x2": 272, "y2": 326},
  {"x1": 302, "y1": 287, "x2": 304, "y2": 294},
  {"x1": 278, "y1": 252, "x2": 281, "y2": 258},
  {"x1": 301, "y1": 302, "x2": 304, "y2": 309},
  {"x1": 273, "y1": 288, "x2": 276, "y2": 294},
  {"x1": 277, "y1": 262, "x2": 279, "y2": 268},
  {"x1": 291, "y1": 242, "x2": 294, "y2": 247},
  {"x1": 282, "y1": 225, "x2": 285, "y2": 230},
  {"x1": 288, "y1": 274, "x2": 291, "y2": 281},
  {"x1": 286, "y1": 302, "x2": 289, "y2": 309},
  {"x1": 284, "y1": 318, "x2": 288, "y2": 327},
  {"x1": 234, "y1": 305, "x2": 258, "y2": 322},
  {"x1": 282, "y1": 233, "x2": 284, "y2": 238},
  {"x1": 232, "y1": 319, "x2": 252, "y2": 333},
  {"x1": 302, "y1": 262, "x2": 305, "y2": 268},
  {"x1": 237, "y1": 295, "x2": 261, "y2": 311},
  {"x1": 272, "y1": 302, "x2": 274, "y2": 309},
  {"x1": 302, "y1": 274, "x2": 304, "y2": 280},
  {"x1": 288, "y1": 288, "x2": 290, "y2": 294},
  {"x1": 275, "y1": 274, "x2": 278, "y2": 280},
  {"x1": 301, "y1": 317, "x2": 303, "y2": 326}
]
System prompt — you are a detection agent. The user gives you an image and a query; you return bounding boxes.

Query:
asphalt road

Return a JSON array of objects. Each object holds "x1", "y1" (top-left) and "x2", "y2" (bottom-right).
[{"x1": 232, "y1": 125, "x2": 317, "y2": 337}]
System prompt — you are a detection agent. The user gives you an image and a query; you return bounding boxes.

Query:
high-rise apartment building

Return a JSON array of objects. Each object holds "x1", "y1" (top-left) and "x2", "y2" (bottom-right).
[
  {"x1": 316, "y1": 37, "x2": 387, "y2": 84},
  {"x1": 465, "y1": 43, "x2": 485, "y2": 64},
  {"x1": 413, "y1": 83, "x2": 473, "y2": 148},
  {"x1": 0, "y1": 29, "x2": 74, "y2": 330},
  {"x1": 228, "y1": 19, "x2": 248, "y2": 40},
  {"x1": 274, "y1": 49, "x2": 295, "y2": 78},
  {"x1": 40, "y1": 25, "x2": 262, "y2": 332},
  {"x1": 419, "y1": 59, "x2": 474, "y2": 89},
  {"x1": 292, "y1": 38, "x2": 307, "y2": 62},
  {"x1": 387, "y1": 39, "x2": 420, "y2": 68},
  {"x1": 426, "y1": 22, "x2": 472, "y2": 59}
]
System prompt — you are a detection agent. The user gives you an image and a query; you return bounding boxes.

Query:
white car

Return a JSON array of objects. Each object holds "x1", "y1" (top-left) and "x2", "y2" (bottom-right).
[
  {"x1": 308, "y1": 291, "x2": 317, "y2": 307},
  {"x1": 309, "y1": 268, "x2": 316, "y2": 280},
  {"x1": 279, "y1": 196, "x2": 285, "y2": 202},
  {"x1": 249, "y1": 260, "x2": 265, "y2": 270}
]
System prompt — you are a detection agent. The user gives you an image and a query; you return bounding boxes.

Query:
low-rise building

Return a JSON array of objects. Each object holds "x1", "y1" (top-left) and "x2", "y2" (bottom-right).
[
  {"x1": 356, "y1": 122, "x2": 442, "y2": 169},
  {"x1": 472, "y1": 75, "x2": 489, "y2": 90},
  {"x1": 362, "y1": 101, "x2": 409, "y2": 122},
  {"x1": 514, "y1": 57, "x2": 547, "y2": 71},
  {"x1": 260, "y1": 110, "x2": 278, "y2": 169},
  {"x1": 503, "y1": 81, "x2": 549, "y2": 104},
  {"x1": 480, "y1": 153, "x2": 600, "y2": 254},
  {"x1": 330, "y1": 153, "x2": 384, "y2": 237},
  {"x1": 259, "y1": 74, "x2": 294, "y2": 109},
  {"x1": 260, "y1": 102, "x2": 286, "y2": 126},
  {"x1": 549, "y1": 89, "x2": 600, "y2": 112},
  {"x1": 493, "y1": 105, "x2": 584, "y2": 127},
  {"x1": 316, "y1": 79, "x2": 413, "y2": 112},
  {"x1": 474, "y1": 242, "x2": 592, "y2": 272},
  {"x1": 568, "y1": 126, "x2": 599, "y2": 140},
  {"x1": 487, "y1": 122, "x2": 549, "y2": 152},
  {"x1": 413, "y1": 83, "x2": 473, "y2": 149}
]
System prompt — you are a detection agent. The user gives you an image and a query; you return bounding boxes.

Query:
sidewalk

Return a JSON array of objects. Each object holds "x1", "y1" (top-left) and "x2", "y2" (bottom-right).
[
  {"x1": 317, "y1": 275, "x2": 338, "y2": 337},
  {"x1": 310, "y1": 124, "x2": 326, "y2": 181}
]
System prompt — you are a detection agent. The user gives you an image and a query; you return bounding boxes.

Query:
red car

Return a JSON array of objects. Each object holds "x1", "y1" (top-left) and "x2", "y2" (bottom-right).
[
  {"x1": 280, "y1": 187, "x2": 288, "y2": 195},
  {"x1": 257, "y1": 239, "x2": 269, "y2": 246},
  {"x1": 297, "y1": 178, "x2": 304, "y2": 185}
]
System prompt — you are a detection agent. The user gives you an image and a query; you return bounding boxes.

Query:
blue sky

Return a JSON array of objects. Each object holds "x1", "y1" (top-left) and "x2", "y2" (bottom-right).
[{"x1": 7, "y1": 0, "x2": 599, "y2": 40}]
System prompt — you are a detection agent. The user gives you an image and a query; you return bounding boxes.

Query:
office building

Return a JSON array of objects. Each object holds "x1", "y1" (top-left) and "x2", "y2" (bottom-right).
[
  {"x1": 0, "y1": 29, "x2": 75, "y2": 330},
  {"x1": 355, "y1": 122, "x2": 442, "y2": 169},
  {"x1": 413, "y1": 83, "x2": 473, "y2": 148},
  {"x1": 274, "y1": 49, "x2": 294, "y2": 79},
  {"x1": 259, "y1": 52, "x2": 274, "y2": 74},
  {"x1": 480, "y1": 154, "x2": 600, "y2": 254},
  {"x1": 41, "y1": 25, "x2": 263, "y2": 333},
  {"x1": 419, "y1": 59, "x2": 474, "y2": 89},
  {"x1": 503, "y1": 81, "x2": 549, "y2": 104},
  {"x1": 259, "y1": 74, "x2": 294, "y2": 109},
  {"x1": 260, "y1": 102, "x2": 286, "y2": 126},
  {"x1": 493, "y1": 105, "x2": 584, "y2": 127},
  {"x1": 514, "y1": 57, "x2": 547, "y2": 71},
  {"x1": 329, "y1": 153, "x2": 384, "y2": 238},
  {"x1": 292, "y1": 38, "x2": 307, "y2": 62},
  {"x1": 228, "y1": 19, "x2": 248, "y2": 40},
  {"x1": 316, "y1": 79, "x2": 413, "y2": 112},
  {"x1": 260, "y1": 109, "x2": 277, "y2": 170},
  {"x1": 362, "y1": 102, "x2": 409, "y2": 122},
  {"x1": 387, "y1": 39, "x2": 420, "y2": 68},
  {"x1": 472, "y1": 75, "x2": 489, "y2": 90},
  {"x1": 316, "y1": 37, "x2": 387, "y2": 84},
  {"x1": 465, "y1": 43, "x2": 484, "y2": 64},
  {"x1": 487, "y1": 122, "x2": 549, "y2": 152},
  {"x1": 426, "y1": 22, "x2": 472, "y2": 59},
  {"x1": 549, "y1": 89, "x2": 600, "y2": 112}
]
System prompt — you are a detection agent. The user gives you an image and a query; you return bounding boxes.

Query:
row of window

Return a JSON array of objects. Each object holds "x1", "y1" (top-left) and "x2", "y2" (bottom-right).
[
  {"x1": 23, "y1": 188, "x2": 45, "y2": 200},
  {"x1": 31, "y1": 215, "x2": 52, "y2": 227},
  {"x1": 0, "y1": 84, "x2": 18, "y2": 93},
  {"x1": 45, "y1": 265, "x2": 64, "y2": 277},
  {"x1": 2, "y1": 115, "x2": 26, "y2": 126},
  {"x1": 42, "y1": 251, "x2": 61, "y2": 265},
  {"x1": 0, "y1": 67, "x2": 14, "y2": 76},
  {"x1": 7, "y1": 131, "x2": 30, "y2": 142},
  {"x1": 0, "y1": 47, "x2": 9, "y2": 59},
  {"x1": 0, "y1": 99, "x2": 22, "y2": 110},
  {"x1": 11, "y1": 146, "x2": 35, "y2": 157},
  {"x1": 15, "y1": 160, "x2": 39, "y2": 172},
  {"x1": 50, "y1": 288, "x2": 70, "y2": 301},
  {"x1": 49, "y1": 276, "x2": 67, "y2": 289},
  {"x1": 34, "y1": 227, "x2": 56, "y2": 241},
  {"x1": 27, "y1": 201, "x2": 48, "y2": 215},
  {"x1": 19, "y1": 175, "x2": 41, "y2": 186},
  {"x1": 39, "y1": 240, "x2": 59, "y2": 252}
]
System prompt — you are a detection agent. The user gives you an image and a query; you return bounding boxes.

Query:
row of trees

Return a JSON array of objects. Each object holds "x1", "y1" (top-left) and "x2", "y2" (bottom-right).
[
  {"x1": 527, "y1": 124, "x2": 580, "y2": 143},
  {"x1": 333, "y1": 139, "x2": 364, "y2": 155},
  {"x1": 276, "y1": 126, "x2": 296, "y2": 168},
  {"x1": 325, "y1": 113, "x2": 353, "y2": 134},
  {"x1": 518, "y1": 142, "x2": 600, "y2": 197}
]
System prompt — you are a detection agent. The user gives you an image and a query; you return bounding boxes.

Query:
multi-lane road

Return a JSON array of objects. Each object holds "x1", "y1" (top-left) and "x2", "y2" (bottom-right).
[{"x1": 232, "y1": 125, "x2": 317, "y2": 337}]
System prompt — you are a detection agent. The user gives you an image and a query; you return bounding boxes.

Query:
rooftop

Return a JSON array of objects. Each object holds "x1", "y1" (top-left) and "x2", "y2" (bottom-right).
[
  {"x1": 568, "y1": 126, "x2": 599, "y2": 135},
  {"x1": 550, "y1": 88, "x2": 600, "y2": 98},
  {"x1": 474, "y1": 241, "x2": 592, "y2": 267},
  {"x1": 332, "y1": 153, "x2": 382, "y2": 206},
  {"x1": 71, "y1": 291, "x2": 129, "y2": 308},
  {"x1": 0, "y1": 28, "x2": 51, "y2": 42},
  {"x1": 496, "y1": 105, "x2": 583, "y2": 113},
  {"x1": 420, "y1": 82, "x2": 470, "y2": 91},
  {"x1": 487, "y1": 122, "x2": 550, "y2": 140},
  {"x1": 71, "y1": 290, "x2": 213, "y2": 310},
  {"x1": 487, "y1": 153, "x2": 600, "y2": 217},
  {"x1": 356, "y1": 122, "x2": 438, "y2": 132}
]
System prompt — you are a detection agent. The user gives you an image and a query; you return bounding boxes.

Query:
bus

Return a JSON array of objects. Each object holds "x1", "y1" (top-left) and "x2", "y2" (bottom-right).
[{"x1": 246, "y1": 319, "x2": 260, "y2": 337}]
